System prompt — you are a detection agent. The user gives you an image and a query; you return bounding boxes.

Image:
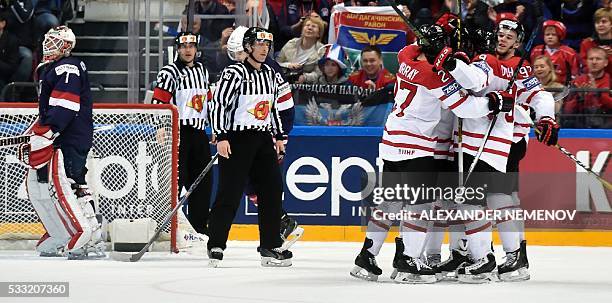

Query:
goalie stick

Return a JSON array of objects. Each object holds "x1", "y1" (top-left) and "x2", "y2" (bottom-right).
[
  {"x1": 110, "y1": 153, "x2": 219, "y2": 262},
  {"x1": 0, "y1": 124, "x2": 116, "y2": 148},
  {"x1": 464, "y1": 0, "x2": 545, "y2": 185},
  {"x1": 515, "y1": 107, "x2": 612, "y2": 191}
]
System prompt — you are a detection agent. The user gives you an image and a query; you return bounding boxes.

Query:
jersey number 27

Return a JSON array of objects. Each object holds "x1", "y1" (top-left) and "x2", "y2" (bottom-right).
[{"x1": 393, "y1": 78, "x2": 418, "y2": 117}]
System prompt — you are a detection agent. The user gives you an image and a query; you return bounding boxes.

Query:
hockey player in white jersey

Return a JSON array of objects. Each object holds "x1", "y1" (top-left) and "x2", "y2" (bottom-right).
[
  {"x1": 350, "y1": 24, "x2": 514, "y2": 284},
  {"x1": 438, "y1": 19, "x2": 558, "y2": 282}
]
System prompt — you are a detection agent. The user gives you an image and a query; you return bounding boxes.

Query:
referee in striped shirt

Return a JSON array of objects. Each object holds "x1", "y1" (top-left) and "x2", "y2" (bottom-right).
[
  {"x1": 152, "y1": 31, "x2": 213, "y2": 235},
  {"x1": 207, "y1": 27, "x2": 292, "y2": 267}
]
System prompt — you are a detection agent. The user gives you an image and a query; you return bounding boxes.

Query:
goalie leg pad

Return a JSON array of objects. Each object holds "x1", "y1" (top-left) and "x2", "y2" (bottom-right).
[
  {"x1": 48, "y1": 149, "x2": 102, "y2": 252},
  {"x1": 26, "y1": 168, "x2": 71, "y2": 255}
]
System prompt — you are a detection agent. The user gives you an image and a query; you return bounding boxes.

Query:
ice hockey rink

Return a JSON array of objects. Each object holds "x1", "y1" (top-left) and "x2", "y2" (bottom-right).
[{"x1": 1, "y1": 241, "x2": 611, "y2": 303}]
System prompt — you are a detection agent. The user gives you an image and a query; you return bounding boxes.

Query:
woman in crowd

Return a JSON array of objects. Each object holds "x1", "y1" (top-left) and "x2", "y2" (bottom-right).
[
  {"x1": 533, "y1": 55, "x2": 566, "y2": 119},
  {"x1": 317, "y1": 44, "x2": 349, "y2": 85},
  {"x1": 277, "y1": 16, "x2": 326, "y2": 84}
]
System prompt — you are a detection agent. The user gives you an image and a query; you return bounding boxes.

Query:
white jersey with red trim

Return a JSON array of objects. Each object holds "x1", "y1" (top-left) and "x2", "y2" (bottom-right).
[
  {"x1": 380, "y1": 45, "x2": 493, "y2": 162},
  {"x1": 449, "y1": 54, "x2": 553, "y2": 172}
]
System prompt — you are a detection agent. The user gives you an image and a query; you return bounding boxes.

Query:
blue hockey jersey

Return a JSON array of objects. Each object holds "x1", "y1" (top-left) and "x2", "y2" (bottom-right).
[{"x1": 37, "y1": 56, "x2": 93, "y2": 149}]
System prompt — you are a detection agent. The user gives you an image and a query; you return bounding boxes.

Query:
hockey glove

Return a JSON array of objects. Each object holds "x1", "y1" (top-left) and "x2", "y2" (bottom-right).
[
  {"x1": 441, "y1": 51, "x2": 471, "y2": 71},
  {"x1": 486, "y1": 91, "x2": 514, "y2": 115},
  {"x1": 536, "y1": 117, "x2": 559, "y2": 146},
  {"x1": 17, "y1": 123, "x2": 56, "y2": 169},
  {"x1": 432, "y1": 46, "x2": 453, "y2": 71}
]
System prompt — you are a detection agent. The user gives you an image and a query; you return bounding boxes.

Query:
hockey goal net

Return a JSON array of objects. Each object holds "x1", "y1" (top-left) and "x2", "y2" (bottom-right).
[{"x1": 0, "y1": 103, "x2": 180, "y2": 252}]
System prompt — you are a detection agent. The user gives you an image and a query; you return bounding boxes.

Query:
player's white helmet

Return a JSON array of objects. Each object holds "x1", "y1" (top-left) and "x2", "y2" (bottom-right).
[
  {"x1": 227, "y1": 26, "x2": 249, "y2": 61},
  {"x1": 42, "y1": 26, "x2": 77, "y2": 62}
]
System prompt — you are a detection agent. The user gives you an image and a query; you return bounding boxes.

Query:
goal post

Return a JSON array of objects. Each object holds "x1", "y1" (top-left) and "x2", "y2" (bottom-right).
[{"x1": 0, "y1": 103, "x2": 180, "y2": 252}]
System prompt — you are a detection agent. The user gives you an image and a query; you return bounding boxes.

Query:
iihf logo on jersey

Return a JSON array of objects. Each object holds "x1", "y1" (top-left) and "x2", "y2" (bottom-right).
[
  {"x1": 248, "y1": 101, "x2": 271, "y2": 120},
  {"x1": 187, "y1": 94, "x2": 204, "y2": 112}
]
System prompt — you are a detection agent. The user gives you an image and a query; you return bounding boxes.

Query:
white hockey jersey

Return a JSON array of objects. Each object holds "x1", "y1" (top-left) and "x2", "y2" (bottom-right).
[
  {"x1": 449, "y1": 54, "x2": 555, "y2": 172},
  {"x1": 380, "y1": 45, "x2": 493, "y2": 162}
]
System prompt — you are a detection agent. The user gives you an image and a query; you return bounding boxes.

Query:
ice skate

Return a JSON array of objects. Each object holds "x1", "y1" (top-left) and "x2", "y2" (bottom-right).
[
  {"x1": 280, "y1": 214, "x2": 304, "y2": 250},
  {"x1": 350, "y1": 238, "x2": 382, "y2": 281},
  {"x1": 393, "y1": 254, "x2": 437, "y2": 284},
  {"x1": 435, "y1": 248, "x2": 471, "y2": 281},
  {"x1": 457, "y1": 253, "x2": 497, "y2": 284},
  {"x1": 208, "y1": 247, "x2": 223, "y2": 267},
  {"x1": 260, "y1": 247, "x2": 292, "y2": 267},
  {"x1": 498, "y1": 247, "x2": 530, "y2": 282},
  {"x1": 67, "y1": 242, "x2": 106, "y2": 260},
  {"x1": 390, "y1": 237, "x2": 404, "y2": 280},
  {"x1": 426, "y1": 253, "x2": 441, "y2": 267}
]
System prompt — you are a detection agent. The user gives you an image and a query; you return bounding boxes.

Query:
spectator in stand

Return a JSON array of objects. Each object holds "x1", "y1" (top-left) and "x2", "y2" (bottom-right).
[
  {"x1": 465, "y1": 0, "x2": 495, "y2": 32},
  {"x1": 580, "y1": 8, "x2": 612, "y2": 76},
  {"x1": 277, "y1": 16, "x2": 326, "y2": 84},
  {"x1": 219, "y1": 0, "x2": 235, "y2": 13},
  {"x1": 530, "y1": 20, "x2": 580, "y2": 85},
  {"x1": 488, "y1": 0, "x2": 538, "y2": 36},
  {"x1": 0, "y1": 12, "x2": 19, "y2": 93},
  {"x1": 1, "y1": 0, "x2": 34, "y2": 84},
  {"x1": 555, "y1": 0, "x2": 599, "y2": 50},
  {"x1": 347, "y1": 45, "x2": 395, "y2": 90},
  {"x1": 33, "y1": 0, "x2": 66, "y2": 39},
  {"x1": 278, "y1": 0, "x2": 332, "y2": 47},
  {"x1": 533, "y1": 55, "x2": 567, "y2": 118},
  {"x1": 184, "y1": 0, "x2": 234, "y2": 44},
  {"x1": 317, "y1": 44, "x2": 349, "y2": 84},
  {"x1": 563, "y1": 47, "x2": 611, "y2": 128}
]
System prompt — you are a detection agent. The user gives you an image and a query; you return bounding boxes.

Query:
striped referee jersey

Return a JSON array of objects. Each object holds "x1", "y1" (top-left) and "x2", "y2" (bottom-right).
[
  {"x1": 152, "y1": 61, "x2": 212, "y2": 130},
  {"x1": 209, "y1": 60, "x2": 286, "y2": 141}
]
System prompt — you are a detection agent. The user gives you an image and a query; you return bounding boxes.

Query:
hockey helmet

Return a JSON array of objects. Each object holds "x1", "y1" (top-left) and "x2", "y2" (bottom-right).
[
  {"x1": 42, "y1": 26, "x2": 76, "y2": 62},
  {"x1": 496, "y1": 18, "x2": 525, "y2": 43},
  {"x1": 227, "y1": 26, "x2": 249, "y2": 61},
  {"x1": 417, "y1": 24, "x2": 449, "y2": 63},
  {"x1": 175, "y1": 31, "x2": 200, "y2": 48},
  {"x1": 243, "y1": 27, "x2": 273, "y2": 52}
]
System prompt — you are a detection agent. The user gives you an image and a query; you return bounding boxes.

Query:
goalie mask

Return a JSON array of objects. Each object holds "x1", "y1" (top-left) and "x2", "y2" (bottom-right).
[{"x1": 42, "y1": 26, "x2": 76, "y2": 63}]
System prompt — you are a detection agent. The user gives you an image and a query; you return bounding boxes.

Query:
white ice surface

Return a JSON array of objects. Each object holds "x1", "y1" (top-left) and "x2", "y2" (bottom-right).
[{"x1": 1, "y1": 241, "x2": 611, "y2": 303}]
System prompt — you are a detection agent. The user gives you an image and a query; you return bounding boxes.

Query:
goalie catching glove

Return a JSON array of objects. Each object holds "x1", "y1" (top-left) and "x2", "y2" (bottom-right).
[
  {"x1": 486, "y1": 91, "x2": 514, "y2": 116},
  {"x1": 18, "y1": 123, "x2": 57, "y2": 169},
  {"x1": 536, "y1": 117, "x2": 559, "y2": 146}
]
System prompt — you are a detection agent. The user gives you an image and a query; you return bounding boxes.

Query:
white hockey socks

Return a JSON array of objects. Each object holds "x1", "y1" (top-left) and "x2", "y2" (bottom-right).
[
  {"x1": 460, "y1": 204, "x2": 492, "y2": 260},
  {"x1": 512, "y1": 191, "x2": 525, "y2": 241},
  {"x1": 365, "y1": 201, "x2": 402, "y2": 256},
  {"x1": 489, "y1": 193, "x2": 521, "y2": 253},
  {"x1": 401, "y1": 204, "x2": 432, "y2": 258}
]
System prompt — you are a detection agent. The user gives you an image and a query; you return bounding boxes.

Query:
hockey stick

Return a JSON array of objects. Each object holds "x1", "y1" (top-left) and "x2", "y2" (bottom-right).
[
  {"x1": 110, "y1": 153, "x2": 219, "y2": 262},
  {"x1": 0, "y1": 125, "x2": 116, "y2": 148},
  {"x1": 456, "y1": 0, "x2": 465, "y2": 187},
  {"x1": 514, "y1": 108, "x2": 612, "y2": 191},
  {"x1": 384, "y1": 0, "x2": 430, "y2": 46},
  {"x1": 464, "y1": 1, "x2": 544, "y2": 185}
]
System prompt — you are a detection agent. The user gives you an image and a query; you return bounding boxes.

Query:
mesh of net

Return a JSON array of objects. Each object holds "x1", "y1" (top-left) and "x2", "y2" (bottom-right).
[{"x1": 0, "y1": 105, "x2": 177, "y2": 245}]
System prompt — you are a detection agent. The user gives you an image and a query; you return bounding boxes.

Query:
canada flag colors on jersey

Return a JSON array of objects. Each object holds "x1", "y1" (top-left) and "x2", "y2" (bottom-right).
[
  {"x1": 37, "y1": 56, "x2": 93, "y2": 149},
  {"x1": 449, "y1": 53, "x2": 555, "y2": 172},
  {"x1": 379, "y1": 45, "x2": 492, "y2": 163}
]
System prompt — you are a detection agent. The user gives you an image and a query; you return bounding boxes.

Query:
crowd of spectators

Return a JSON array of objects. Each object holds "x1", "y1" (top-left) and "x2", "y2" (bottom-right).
[
  {"x1": 0, "y1": 0, "x2": 610, "y2": 128},
  {"x1": 0, "y1": 0, "x2": 74, "y2": 98}
]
